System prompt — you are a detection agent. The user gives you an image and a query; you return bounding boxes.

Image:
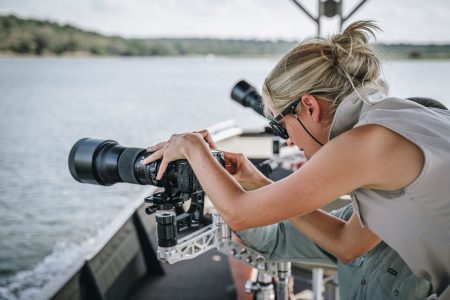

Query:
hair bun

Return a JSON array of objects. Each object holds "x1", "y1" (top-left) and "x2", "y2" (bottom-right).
[
  {"x1": 262, "y1": 20, "x2": 383, "y2": 117},
  {"x1": 330, "y1": 20, "x2": 381, "y2": 84}
]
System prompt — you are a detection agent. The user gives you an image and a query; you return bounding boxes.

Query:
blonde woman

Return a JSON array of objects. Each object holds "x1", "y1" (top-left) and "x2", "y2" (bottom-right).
[{"x1": 143, "y1": 21, "x2": 449, "y2": 298}]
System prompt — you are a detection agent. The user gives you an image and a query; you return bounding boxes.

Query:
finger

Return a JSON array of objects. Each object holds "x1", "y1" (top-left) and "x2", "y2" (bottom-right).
[
  {"x1": 156, "y1": 158, "x2": 169, "y2": 180},
  {"x1": 197, "y1": 130, "x2": 217, "y2": 149},
  {"x1": 223, "y1": 152, "x2": 238, "y2": 174},
  {"x1": 142, "y1": 148, "x2": 164, "y2": 164},
  {"x1": 147, "y1": 141, "x2": 167, "y2": 152},
  {"x1": 223, "y1": 151, "x2": 239, "y2": 164},
  {"x1": 225, "y1": 163, "x2": 236, "y2": 174}
]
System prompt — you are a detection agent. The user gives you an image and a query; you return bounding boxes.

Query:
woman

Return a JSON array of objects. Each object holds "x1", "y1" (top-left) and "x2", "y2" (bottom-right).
[{"x1": 143, "y1": 21, "x2": 449, "y2": 297}]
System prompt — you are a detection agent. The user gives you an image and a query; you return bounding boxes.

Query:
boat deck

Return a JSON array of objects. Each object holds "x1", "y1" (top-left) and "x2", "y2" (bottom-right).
[
  {"x1": 128, "y1": 249, "x2": 234, "y2": 300},
  {"x1": 127, "y1": 240, "x2": 313, "y2": 300},
  {"x1": 44, "y1": 129, "x2": 343, "y2": 300}
]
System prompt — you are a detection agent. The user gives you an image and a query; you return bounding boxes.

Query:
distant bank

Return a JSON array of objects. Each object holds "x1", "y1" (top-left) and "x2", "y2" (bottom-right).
[{"x1": 1, "y1": 15, "x2": 449, "y2": 59}]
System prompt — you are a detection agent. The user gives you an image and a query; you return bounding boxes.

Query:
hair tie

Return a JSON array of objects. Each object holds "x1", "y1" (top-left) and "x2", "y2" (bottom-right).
[{"x1": 330, "y1": 44, "x2": 339, "y2": 68}]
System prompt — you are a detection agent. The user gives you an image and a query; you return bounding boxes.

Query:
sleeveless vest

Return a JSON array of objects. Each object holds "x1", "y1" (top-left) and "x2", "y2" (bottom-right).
[{"x1": 329, "y1": 88, "x2": 450, "y2": 297}]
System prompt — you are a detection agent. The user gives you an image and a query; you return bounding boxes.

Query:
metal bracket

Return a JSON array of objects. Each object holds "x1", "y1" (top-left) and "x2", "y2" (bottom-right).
[
  {"x1": 157, "y1": 225, "x2": 218, "y2": 263},
  {"x1": 156, "y1": 212, "x2": 290, "y2": 279}
]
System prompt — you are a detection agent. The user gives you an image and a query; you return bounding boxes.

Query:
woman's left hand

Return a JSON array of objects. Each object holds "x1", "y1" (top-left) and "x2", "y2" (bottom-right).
[{"x1": 142, "y1": 130, "x2": 213, "y2": 180}]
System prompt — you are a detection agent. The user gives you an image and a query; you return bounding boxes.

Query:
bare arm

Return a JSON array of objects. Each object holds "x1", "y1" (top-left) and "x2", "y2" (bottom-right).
[
  {"x1": 229, "y1": 159, "x2": 381, "y2": 263},
  {"x1": 145, "y1": 124, "x2": 424, "y2": 233},
  {"x1": 289, "y1": 210, "x2": 381, "y2": 263},
  {"x1": 232, "y1": 165, "x2": 381, "y2": 263}
]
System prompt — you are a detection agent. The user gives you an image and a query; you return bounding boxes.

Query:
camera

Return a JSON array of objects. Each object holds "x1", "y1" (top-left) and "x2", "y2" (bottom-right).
[
  {"x1": 68, "y1": 138, "x2": 225, "y2": 195},
  {"x1": 69, "y1": 138, "x2": 226, "y2": 236},
  {"x1": 66, "y1": 115, "x2": 291, "y2": 300}
]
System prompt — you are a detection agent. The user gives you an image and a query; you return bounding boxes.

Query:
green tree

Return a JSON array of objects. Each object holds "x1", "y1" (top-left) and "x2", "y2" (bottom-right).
[{"x1": 34, "y1": 33, "x2": 49, "y2": 55}]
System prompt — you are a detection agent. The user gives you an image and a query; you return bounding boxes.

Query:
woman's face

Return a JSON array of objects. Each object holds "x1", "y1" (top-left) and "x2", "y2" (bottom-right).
[
  {"x1": 275, "y1": 97, "x2": 331, "y2": 159},
  {"x1": 278, "y1": 117, "x2": 321, "y2": 159}
]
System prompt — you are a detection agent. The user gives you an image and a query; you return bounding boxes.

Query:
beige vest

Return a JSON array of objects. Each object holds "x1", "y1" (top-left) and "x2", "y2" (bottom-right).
[{"x1": 329, "y1": 88, "x2": 450, "y2": 297}]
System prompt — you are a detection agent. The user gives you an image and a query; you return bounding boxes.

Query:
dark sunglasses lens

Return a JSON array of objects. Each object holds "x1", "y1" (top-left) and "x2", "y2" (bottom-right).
[{"x1": 269, "y1": 122, "x2": 289, "y2": 139}]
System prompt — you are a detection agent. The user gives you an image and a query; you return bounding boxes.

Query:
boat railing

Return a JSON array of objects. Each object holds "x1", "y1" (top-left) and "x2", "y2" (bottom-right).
[{"x1": 39, "y1": 191, "x2": 164, "y2": 300}]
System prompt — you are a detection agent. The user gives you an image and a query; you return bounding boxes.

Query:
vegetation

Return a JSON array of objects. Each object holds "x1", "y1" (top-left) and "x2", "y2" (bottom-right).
[
  {"x1": 377, "y1": 44, "x2": 450, "y2": 60},
  {"x1": 1, "y1": 14, "x2": 449, "y2": 59}
]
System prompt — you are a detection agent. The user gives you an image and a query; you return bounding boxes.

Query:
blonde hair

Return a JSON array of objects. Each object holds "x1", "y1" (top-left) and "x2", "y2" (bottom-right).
[{"x1": 262, "y1": 20, "x2": 382, "y2": 117}]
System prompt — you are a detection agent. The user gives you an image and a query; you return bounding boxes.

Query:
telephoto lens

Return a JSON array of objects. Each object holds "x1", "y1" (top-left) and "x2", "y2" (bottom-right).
[
  {"x1": 69, "y1": 138, "x2": 156, "y2": 186},
  {"x1": 68, "y1": 138, "x2": 225, "y2": 194},
  {"x1": 230, "y1": 80, "x2": 265, "y2": 117}
]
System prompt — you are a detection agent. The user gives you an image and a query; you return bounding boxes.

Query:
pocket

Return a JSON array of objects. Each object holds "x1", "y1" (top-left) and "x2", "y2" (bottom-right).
[
  {"x1": 373, "y1": 279, "x2": 395, "y2": 300},
  {"x1": 373, "y1": 263, "x2": 427, "y2": 300},
  {"x1": 374, "y1": 267, "x2": 398, "y2": 300}
]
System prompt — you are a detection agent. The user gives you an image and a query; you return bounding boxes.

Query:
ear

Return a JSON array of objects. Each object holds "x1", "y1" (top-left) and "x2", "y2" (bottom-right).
[{"x1": 300, "y1": 94, "x2": 321, "y2": 123}]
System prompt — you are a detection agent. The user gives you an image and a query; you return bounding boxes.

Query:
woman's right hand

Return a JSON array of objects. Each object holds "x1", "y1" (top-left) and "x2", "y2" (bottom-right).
[{"x1": 223, "y1": 151, "x2": 272, "y2": 190}]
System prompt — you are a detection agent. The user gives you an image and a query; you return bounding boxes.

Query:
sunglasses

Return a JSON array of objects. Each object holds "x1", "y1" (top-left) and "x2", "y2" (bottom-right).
[
  {"x1": 268, "y1": 100, "x2": 300, "y2": 140},
  {"x1": 268, "y1": 100, "x2": 324, "y2": 146}
]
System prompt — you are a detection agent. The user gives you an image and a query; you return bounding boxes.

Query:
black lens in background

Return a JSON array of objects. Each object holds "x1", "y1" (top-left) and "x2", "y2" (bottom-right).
[{"x1": 230, "y1": 80, "x2": 265, "y2": 117}]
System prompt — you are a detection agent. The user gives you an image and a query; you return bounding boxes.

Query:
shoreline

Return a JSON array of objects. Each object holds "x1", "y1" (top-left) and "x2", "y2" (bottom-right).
[{"x1": 1, "y1": 53, "x2": 449, "y2": 61}]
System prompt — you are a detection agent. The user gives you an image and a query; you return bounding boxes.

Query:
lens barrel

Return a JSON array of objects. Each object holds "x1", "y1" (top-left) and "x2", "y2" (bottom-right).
[
  {"x1": 69, "y1": 138, "x2": 122, "y2": 185},
  {"x1": 68, "y1": 138, "x2": 152, "y2": 186},
  {"x1": 230, "y1": 80, "x2": 265, "y2": 117},
  {"x1": 68, "y1": 138, "x2": 225, "y2": 191}
]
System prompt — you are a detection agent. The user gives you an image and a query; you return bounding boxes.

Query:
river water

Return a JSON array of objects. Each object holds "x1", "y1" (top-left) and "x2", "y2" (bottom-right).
[{"x1": 0, "y1": 57, "x2": 449, "y2": 299}]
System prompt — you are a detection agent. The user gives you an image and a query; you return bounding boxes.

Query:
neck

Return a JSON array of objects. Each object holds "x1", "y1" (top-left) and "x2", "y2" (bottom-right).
[{"x1": 295, "y1": 116, "x2": 324, "y2": 146}]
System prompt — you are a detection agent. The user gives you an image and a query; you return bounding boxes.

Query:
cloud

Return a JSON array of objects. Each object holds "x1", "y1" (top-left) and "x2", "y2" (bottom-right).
[{"x1": 0, "y1": 0, "x2": 449, "y2": 42}]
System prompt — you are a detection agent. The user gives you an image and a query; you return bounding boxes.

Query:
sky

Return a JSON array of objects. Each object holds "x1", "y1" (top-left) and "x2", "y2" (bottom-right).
[{"x1": 0, "y1": 0, "x2": 449, "y2": 43}]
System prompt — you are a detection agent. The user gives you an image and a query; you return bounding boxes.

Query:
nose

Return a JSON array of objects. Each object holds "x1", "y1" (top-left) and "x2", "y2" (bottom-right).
[{"x1": 287, "y1": 138, "x2": 295, "y2": 147}]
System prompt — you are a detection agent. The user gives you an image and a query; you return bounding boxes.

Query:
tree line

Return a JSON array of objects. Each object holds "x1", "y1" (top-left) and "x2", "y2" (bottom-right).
[{"x1": 1, "y1": 15, "x2": 449, "y2": 59}]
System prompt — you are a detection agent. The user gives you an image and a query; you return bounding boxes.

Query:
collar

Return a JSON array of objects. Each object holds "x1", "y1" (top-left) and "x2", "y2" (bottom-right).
[{"x1": 328, "y1": 87, "x2": 387, "y2": 140}]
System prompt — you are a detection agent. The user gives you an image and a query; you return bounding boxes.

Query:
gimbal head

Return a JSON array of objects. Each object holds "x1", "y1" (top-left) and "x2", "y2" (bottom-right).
[{"x1": 144, "y1": 188, "x2": 209, "y2": 249}]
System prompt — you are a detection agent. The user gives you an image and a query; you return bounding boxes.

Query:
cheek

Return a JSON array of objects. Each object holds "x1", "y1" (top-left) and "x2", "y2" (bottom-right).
[{"x1": 286, "y1": 125, "x2": 302, "y2": 147}]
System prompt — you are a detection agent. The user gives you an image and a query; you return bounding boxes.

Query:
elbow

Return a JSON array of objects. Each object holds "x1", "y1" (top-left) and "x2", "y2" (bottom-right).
[
  {"x1": 333, "y1": 235, "x2": 380, "y2": 264},
  {"x1": 226, "y1": 211, "x2": 252, "y2": 232},
  {"x1": 227, "y1": 216, "x2": 250, "y2": 232},
  {"x1": 220, "y1": 193, "x2": 254, "y2": 232}
]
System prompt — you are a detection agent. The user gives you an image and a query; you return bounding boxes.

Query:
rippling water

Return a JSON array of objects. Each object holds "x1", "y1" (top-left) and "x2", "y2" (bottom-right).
[{"x1": 0, "y1": 57, "x2": 449, "y2": 299}]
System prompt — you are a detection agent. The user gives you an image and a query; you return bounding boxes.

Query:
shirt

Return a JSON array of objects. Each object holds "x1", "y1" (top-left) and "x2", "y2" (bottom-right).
[
  {"x1": 237, "y1": 205, "x2": 431, "y2": 300},
  {"x1": 329, "y1": 88, "x2": 450, "y2": 297}
]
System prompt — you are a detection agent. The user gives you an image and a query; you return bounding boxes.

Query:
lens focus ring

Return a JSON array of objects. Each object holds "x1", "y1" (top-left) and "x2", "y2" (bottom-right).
[{"x1": 118, "y1": 148, "x2": 146, "y2": 184}]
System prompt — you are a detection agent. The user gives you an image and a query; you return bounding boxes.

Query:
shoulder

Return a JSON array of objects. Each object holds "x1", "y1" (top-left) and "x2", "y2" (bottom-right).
[
  {"x1": 328, "y1": 124, "x2": 424, "y2": 191},
  {"x1": 329, "y1": 123, "x2": 399, "y2": 160}
]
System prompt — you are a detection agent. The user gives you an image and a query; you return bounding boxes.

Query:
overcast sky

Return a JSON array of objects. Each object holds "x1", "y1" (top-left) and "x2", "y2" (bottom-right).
[{"x1": 1, "y1": 0, "x2": 449, "y2": 43}]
